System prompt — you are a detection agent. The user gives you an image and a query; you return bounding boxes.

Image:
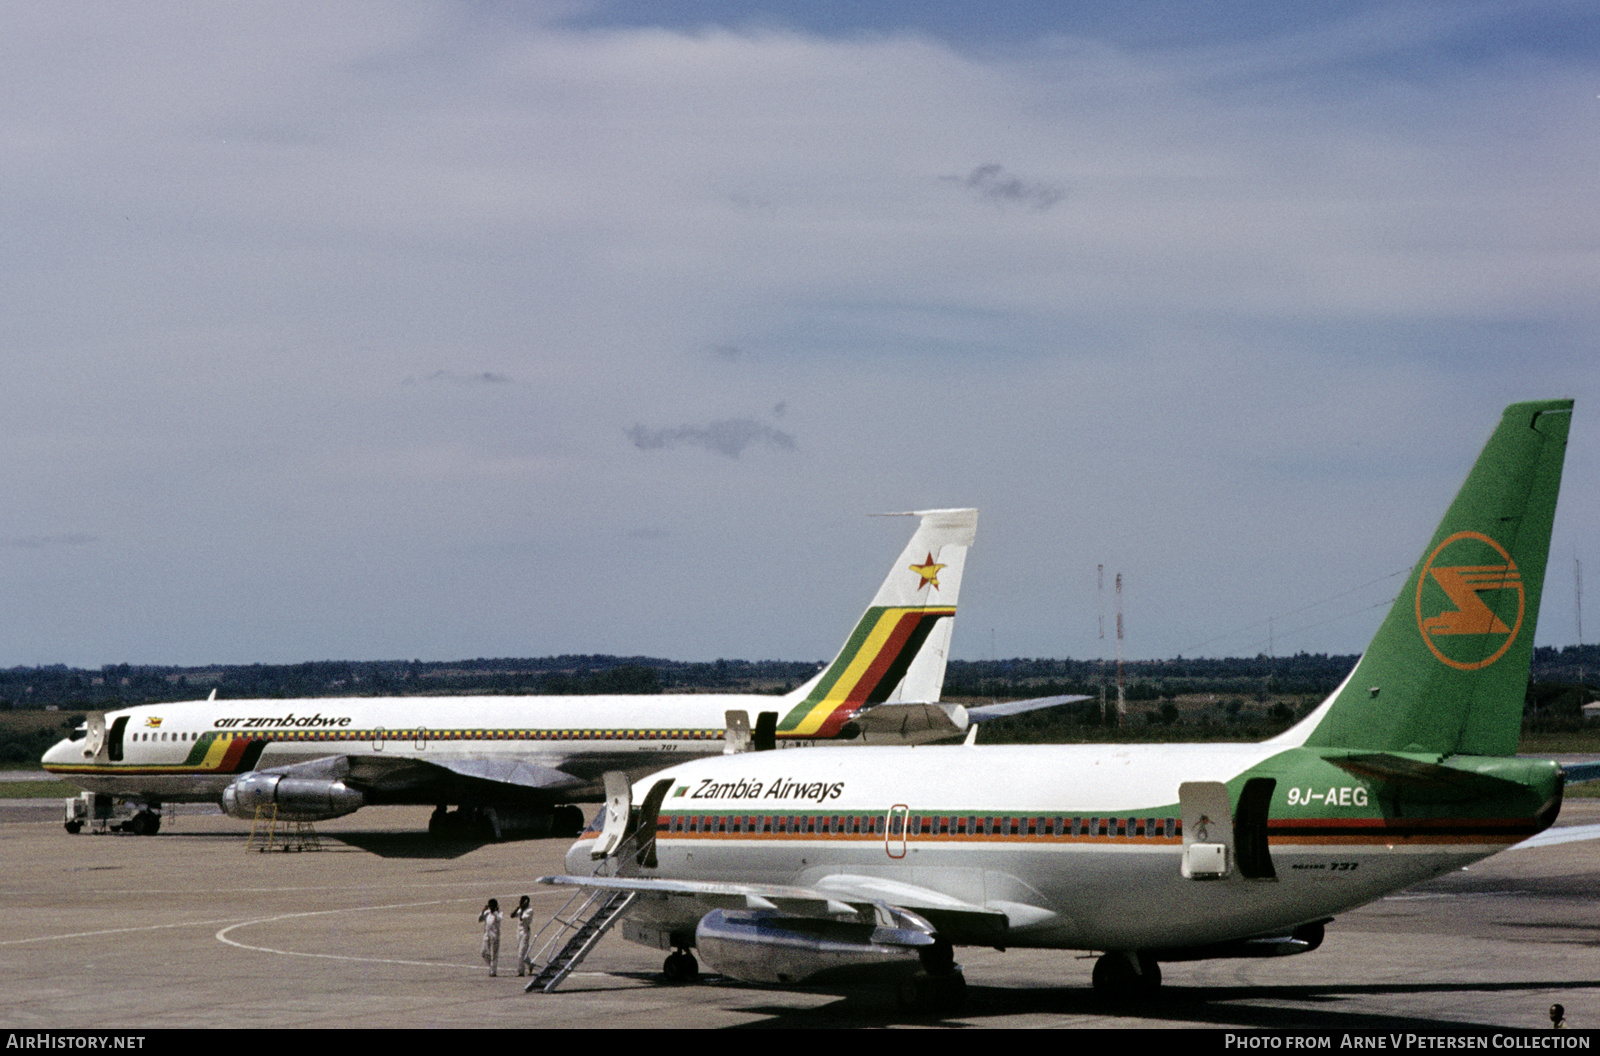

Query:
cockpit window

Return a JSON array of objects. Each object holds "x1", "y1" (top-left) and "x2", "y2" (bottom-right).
[{"x1": 68, "y1": 724, "x2": 87, "y2": 742}]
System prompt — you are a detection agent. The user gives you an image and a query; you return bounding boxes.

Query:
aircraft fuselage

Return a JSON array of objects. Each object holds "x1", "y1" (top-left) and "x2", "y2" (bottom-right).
[
  {"x1": 42, "y1": 694, "x2": 795, "y2": 806},
  {"x1": 573, "y1": 741, "x2": 1561, "y2": 954}
]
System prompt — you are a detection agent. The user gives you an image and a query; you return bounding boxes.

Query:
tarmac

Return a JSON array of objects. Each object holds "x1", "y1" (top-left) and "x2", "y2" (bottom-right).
[{"x1": 1, "y1": 797, "x2": 1596, "y2": 1030}]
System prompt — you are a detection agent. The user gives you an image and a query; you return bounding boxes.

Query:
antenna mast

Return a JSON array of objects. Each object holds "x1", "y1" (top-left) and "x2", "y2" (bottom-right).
[
  {"x1": 1115, "y1": 572, "x2": 1125, "y2": 726},
  {"x1": 1097, "y1": 564, "x2": 1107, "y2": 725}
]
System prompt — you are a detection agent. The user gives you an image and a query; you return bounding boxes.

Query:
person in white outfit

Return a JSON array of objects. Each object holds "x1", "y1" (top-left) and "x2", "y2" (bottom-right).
[
  {"x1": 514, "y1": 895, "x2": 535, "y2": 977},
  {"x1": 478, "y1": 898, "x2": 502, "y2": 977}
]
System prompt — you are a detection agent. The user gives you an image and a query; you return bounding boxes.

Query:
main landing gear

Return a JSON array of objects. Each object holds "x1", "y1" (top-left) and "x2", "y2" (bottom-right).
[
  {"x1": 1092, "y1": 950, "x2": 1162, "y2": 998},
  {"x1": 896, "y1": 968, "x2": 967, "y2": 1015},
  {"x1": 662, "y1": 949, "x2": 699, "y2": 983},
  {"x1": 427, "y1": 804, "x2": 588, "y2": 841}
]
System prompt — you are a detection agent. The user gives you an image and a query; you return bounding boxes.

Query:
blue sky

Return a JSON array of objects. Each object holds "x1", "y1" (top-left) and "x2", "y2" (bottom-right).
[{"x1": 2, "y1": 1, "x2": 1596, "y2": 668}]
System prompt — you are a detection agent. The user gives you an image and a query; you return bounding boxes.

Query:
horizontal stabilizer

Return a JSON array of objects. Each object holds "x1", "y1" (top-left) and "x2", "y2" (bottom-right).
[
  {"x1": 1559, "y1": 761, "x2": 1600, "y2": 785},
  {"x1": 1326, "y1": 753, "x2": 1527, "y2": 801},
  {"x1": 847, "y1": 702, "x2": 965, "y2": 741},
  {"x1": 963, "y1": 694, "x2": 1092, "y2": 722}
]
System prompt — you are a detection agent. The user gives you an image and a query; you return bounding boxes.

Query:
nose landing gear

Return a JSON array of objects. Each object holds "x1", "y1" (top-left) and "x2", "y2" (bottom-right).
[{"x1": 1091, "y1": 950, "x2": 1161, "y2": 998}]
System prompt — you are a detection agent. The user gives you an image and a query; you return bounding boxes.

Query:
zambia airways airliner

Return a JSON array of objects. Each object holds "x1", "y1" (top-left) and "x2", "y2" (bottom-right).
[
  {"x1": 540, "y1": 400, "x2": 1587, "y2": 1004},
  {"x1": 43, "y1": 509, "x2": 1011, "y2": 838}
]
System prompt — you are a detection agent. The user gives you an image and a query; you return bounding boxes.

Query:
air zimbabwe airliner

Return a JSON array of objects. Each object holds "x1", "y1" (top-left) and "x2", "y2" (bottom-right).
[
  {"x1": 544, "y1": 400, "x2": 1590, "y2": 1004},
  {"x1": 44, "y1": 508, "x2": 1040, "y2": 838}
]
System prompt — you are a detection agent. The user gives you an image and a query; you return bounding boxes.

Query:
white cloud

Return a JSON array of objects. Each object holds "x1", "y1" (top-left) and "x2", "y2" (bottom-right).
[{"x1": 0, "y1": 3, "x2": 1593, "y2": 665}]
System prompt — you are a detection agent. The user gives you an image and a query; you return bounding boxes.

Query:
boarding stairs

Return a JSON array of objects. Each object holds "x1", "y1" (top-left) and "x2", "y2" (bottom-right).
[{"x1": 523, "y1": 826, "x2": 651, "y2": 993}]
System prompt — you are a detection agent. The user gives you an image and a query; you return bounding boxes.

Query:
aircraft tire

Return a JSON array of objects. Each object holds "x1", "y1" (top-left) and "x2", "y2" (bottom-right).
[
  {"x1": 1091, "y1": 951, "x2": 1160, "y2": 998},
  {"x1": 553, "y1": 806, "x2": 585, "y2": 837},
  {"x1": 145, "y1": 815, "x2": 160, "y2": 836},
  {"x1": 896, "y1": 970, "x2": 966, "y2": 1016},
  {"x1": 427, "y1": 807, "x2": 454, "y2": 839},
  {"x1": 125, "y1": 813, "x2": 150, "y2": 837},
  {"x1": 662, "y1": 950, "x2": 699, "y2": 983}
]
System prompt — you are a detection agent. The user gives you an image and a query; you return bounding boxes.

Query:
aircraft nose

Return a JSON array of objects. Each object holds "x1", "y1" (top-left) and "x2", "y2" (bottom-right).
[{"x1": 41, "y1": 737, "x2": 77, "y2": 766}]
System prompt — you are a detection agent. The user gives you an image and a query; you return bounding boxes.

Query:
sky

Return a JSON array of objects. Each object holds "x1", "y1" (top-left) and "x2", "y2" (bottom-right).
[{"x1": 2, "y1": 1, "x2": 1597, "y2": 668}]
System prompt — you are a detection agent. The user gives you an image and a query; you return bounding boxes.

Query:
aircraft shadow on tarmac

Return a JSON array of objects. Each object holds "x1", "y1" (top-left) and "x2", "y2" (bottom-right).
[
  {"x1": 154, "y1": 828, "x2": 494, "y2": 859},
  {"x1": 568, "y1": 973, "x2": 1598, "y2": 1030},
  {"x1": 322, "y1": 832, "x2": 505, "y2": 859}
]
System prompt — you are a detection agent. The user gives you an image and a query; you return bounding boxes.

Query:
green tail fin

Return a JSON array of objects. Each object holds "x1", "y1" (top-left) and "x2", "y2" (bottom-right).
[{"x1": 1299, "y1": 400, "x2": 1572, "y2": 756}]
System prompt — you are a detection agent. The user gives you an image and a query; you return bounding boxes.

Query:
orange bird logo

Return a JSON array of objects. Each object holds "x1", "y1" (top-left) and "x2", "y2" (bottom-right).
[{"x1": 1415, "y1": 531, "x2": 1524, "y2": 671}]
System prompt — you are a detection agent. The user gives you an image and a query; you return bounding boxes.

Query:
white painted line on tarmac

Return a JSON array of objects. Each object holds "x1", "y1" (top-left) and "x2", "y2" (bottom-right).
[
  {"x1": 1, "y1": 917, "x2": 249, "y2": 945},
  {"x1": 215, "y1": 898, "x2": 482, "y2": 969}
]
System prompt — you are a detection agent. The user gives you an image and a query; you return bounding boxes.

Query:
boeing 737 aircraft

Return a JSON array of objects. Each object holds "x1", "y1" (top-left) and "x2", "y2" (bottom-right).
[
  {"x1": 43, "y1": 508, "x2": 1023, "y2": 839},
  {"x1": 537, "y1": 400, "x2": 1587, "y2": 1006}
]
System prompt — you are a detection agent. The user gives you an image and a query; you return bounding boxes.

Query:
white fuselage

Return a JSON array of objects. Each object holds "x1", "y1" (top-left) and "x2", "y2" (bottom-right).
[
  {"x1": 41, "y1": 694, "x2": 794, "y2": 805},
  {"x1": 571, "y1": 743, "x2": 1545, "y2": 953}
]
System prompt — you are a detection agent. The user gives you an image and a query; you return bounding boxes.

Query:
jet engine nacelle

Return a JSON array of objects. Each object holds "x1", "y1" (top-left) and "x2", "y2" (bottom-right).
[
  {"x1": 694, "y1": 906, "x2": 940, "y2": 987},
  {"x1": 221, "y1": 772, "x2": 365, "y2": 821}
]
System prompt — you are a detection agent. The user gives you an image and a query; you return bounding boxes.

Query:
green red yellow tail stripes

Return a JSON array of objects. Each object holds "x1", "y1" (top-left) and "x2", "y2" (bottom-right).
[
  {"x1": 776, "y1": 507, "x2": 976, "y2": 738},
  {"x1": 777, "y1": 605, "x2": 957, "y2": 736}
]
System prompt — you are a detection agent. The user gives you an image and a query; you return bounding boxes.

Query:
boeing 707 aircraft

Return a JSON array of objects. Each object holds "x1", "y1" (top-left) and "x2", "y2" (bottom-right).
[
  {"x1": 44, "y1": 508, "x2": 1028, "y2": 839},
  {"x1": 538, "y1": 400, "x2": 1589, "y2": 1005}
]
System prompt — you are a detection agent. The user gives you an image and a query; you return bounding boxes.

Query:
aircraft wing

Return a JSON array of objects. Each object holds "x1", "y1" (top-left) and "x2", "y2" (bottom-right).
[
  {"x1": 538, "y1": 871, "x2": 1009, "y2": 943},
  {"x1": 257, "y1": 753, "x2": 590, "y2": 798},
  {"x1": 423, "y1": 756, "x2": 592, "y2": 792}
]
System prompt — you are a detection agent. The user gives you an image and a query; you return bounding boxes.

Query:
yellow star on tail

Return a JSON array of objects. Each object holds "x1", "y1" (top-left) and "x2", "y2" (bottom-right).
[{"x1": 909, "y1": 553, "x2": 946, "y2": 591}]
